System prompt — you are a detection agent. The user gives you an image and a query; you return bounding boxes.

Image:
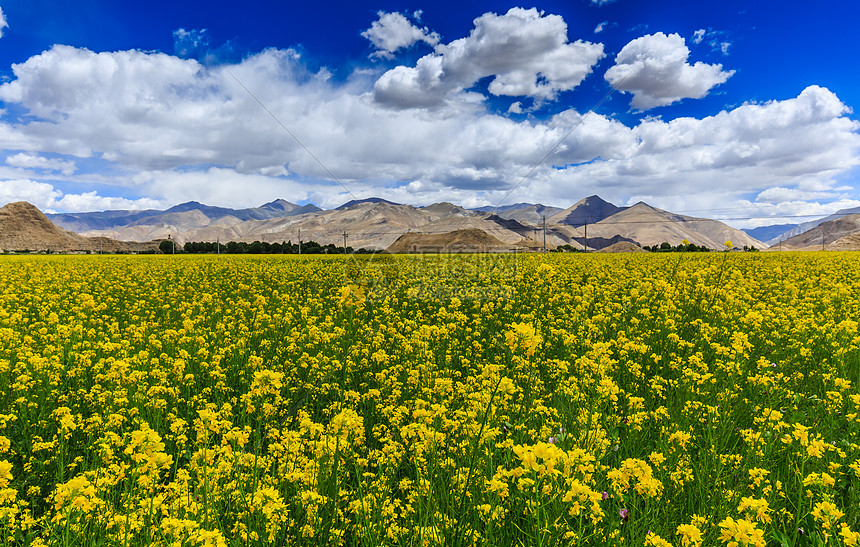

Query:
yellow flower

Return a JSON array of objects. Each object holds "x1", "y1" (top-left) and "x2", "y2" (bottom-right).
[
  {"x1": 841, "y1": 524, "x2": 860, "y2": 546},
  {"x1": 337, "y1": 284, "x2": 366, "y2": 306},
  {"x1": 748, "y1": 468, "x2": 769, "y2": 488},
  {"x1": 811, "y1": 500, "x2": 844, "y2": 530},
  {"x1": 719, "y1": 517, "x2": 765, "y2": 547},
  {"x1": 505, "y1": 322, "x2": 541, "y2": 357},
  {"x1": 0, "y1": 460, "x2": 12, "y2": 489},
  {"x1": 738, "y1": 496, "x2": 771, "y2": 523},
  {"x1": 249, "y1": 369, "x2": 284, "y2": 398},
  {"x1": 645, "y1": 531, "x2": 673, "y2": 547},
  {"x1": 677, "y1": 523, "x2": 703, "y2": 546}
]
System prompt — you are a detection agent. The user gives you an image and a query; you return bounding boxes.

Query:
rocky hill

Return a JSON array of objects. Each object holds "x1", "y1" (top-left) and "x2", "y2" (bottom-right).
[
  {"x1": 777, "y1": 214, "x2": 860, "y2": 250},
  {"x1": 583, "y1": 202, "x2": 763, "y2": 250},
  {"x1": 548, "y1": 195, "x2": 624, "y2": 227},
  {"x1": 0, "y1": 201, "x2": 156, "y2": 253},
  {"x1": 768, "y1": 205, "x2": 860, "y2": 244},
  {"x1": 386, "y1": 228, "x2": 508, "y2": 253}
]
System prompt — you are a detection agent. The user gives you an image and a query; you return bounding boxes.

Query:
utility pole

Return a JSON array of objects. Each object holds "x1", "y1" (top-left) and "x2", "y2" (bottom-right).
[
  {"x1": 542, "y1": 215, "x2": 546, "y2": 253},
  {"x1": 342, "y1": 231, "x2": 348, "y2": 253},
  {"x1": 100, "y1": 240, "x2": 103, "y2": 255},
  {"x1": 217, "y1": 238, "x2": 220, "y2": 255},
  {"x1": 298, "y1": 229, "x2": 301, "y2": 255},
  {"x1": 584, "y1": 220, "x2": 588, "y2": 252}
]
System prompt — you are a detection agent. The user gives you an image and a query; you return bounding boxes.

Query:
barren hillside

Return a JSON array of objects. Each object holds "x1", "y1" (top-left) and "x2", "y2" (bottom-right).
[
  {"x1": 386, "y1": 228, "x2": 509, "y2": 253},
  {"x1": 0, "y1": 201, "x2": 155, "y2": 252}
]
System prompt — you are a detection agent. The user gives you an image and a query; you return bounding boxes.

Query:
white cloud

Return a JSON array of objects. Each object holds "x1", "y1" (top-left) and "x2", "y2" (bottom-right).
[
  {"x1": 730, "y1": 198, "x2": 860, "y2": 229},
  {"x1": 595, "y1": 21, "x2": 608, "y2": 33},
  {"x1": 0, "y1": 39, "x2": 856, "y2": 220},
  {"x1": 362, "y1": 11, "x2": 440, "y2": 59},
  {"x1": 0, "y1": 178, "x2": 159, "y2": 212},
  {"x1": 0, "y1": 7, "x2": 7, "y2": 38},
  {"x1": 6, "y1": 153, "x2": 76, "y2": 175},
  {"x1": 0, "y1": 179, "x2": 61, "y2": 209},
  {"x1": 132, "y1": 167, "x2": 312, "y2": 210},
  {"x1": 692, "y1": 29, "x2": 706, "y2": 44},
  {"x1": 755, "y1": 187, "x2": 837, "y2": 203},
  {"x1": 51, "y1": 191, "x2": 162, "y2": 213},
  {"x1": 605, "y1": 32, "x2": 734, "y2": 109},
  {"x1": 591, "y1": 0, "x2": 618, "y2": 5},
  {"x1": 373, "y1": 7, "x2": 604, "y2": 108}
]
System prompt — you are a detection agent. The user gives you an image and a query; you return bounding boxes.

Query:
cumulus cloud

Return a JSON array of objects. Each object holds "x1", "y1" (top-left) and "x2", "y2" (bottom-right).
[
  {"x1": 755, "y1": 187, "x2": 838, "y2": 203},
  {"x1": 0, "y1": 39, "x2": 857, "y2": 220},
  {"x1": 362, "y1": 11, "x2": 440, "y2": 59},
  {"x1": 6, "y1": 153, "x2": 76, "y2": 175},
  {"x1": 692, "y1": 29, "x2": 706, "y2": 44},
  {"x1": 0, "y1": 179, "x2": 61, "y2": 209},
  {"x1": 605, "y1": 32, "x2": 734, "y2": 109},
  {"x1": 373, "y1": 7, "x2": 604, "y2": 109},
  {"x1": 52, "y1": 191, "x2": 162, "y2": 213},
  {"x1": 131, "y1": 167, "x2": 313, "y2": 210},
  {"x1": 0, "y1": 178, "x2": 158, "y2": 212},
  {"x1": 0, "y1": 7, "x2": 7, "y2": 38}
]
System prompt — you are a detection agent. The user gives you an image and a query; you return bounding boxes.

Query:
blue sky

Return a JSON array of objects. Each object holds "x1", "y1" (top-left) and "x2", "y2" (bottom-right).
[{"x1": 0, "y1": 0, "x2": 858, "y2": 227}]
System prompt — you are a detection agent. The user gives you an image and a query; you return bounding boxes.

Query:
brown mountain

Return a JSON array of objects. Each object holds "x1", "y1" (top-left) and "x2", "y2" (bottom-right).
[
  {"x1": 386, "y1": 228, "x2": 508, "y2": 253},
  {"x1": 777, "y1": 214, "x2": 860, "y2": 250},
  {"x1": 548, "y1": 195, "x2": 624, "y2": 227},
  {"x1": 581, "y1": 202, "x2": 763, "y2": 250},
  {"x1": 0, "y1": 201, "x2": 155, "y2": 253},
  {"x1": 82, "y1": 201, "x2": 548, "y2": 249},
  {"x1": 48, "y1": 199, "x2": 320, "y2": 232},
  {"x1": 47, "y1": 195, "x2": 770, "y2": 251},
  {"x1": 474, "y1": 203, "x2": 565, "y2": 225}
]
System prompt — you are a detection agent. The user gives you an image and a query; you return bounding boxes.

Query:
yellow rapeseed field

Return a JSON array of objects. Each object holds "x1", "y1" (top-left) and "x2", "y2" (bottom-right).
[{"x1": 1, "y1": 252, "x2": 860, "y2": 546}]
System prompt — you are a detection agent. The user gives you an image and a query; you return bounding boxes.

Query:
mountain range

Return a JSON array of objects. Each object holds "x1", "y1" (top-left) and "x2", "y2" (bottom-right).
[
  {"x1": 48, "y1": 199, "x2": 321, "y2": 232},
  {"x1": 6, "y1": 194, "x2": 858, "y2": 253},
  {"x1": 766, "y1": 213, "x2": 860, "y2": 250},
  {"x1": 31, "y1": 195, "x2": 766, "y2": 251}
]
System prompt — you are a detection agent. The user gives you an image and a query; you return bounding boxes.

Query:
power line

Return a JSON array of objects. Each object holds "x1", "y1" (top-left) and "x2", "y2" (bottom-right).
[
  {"x1": 227, "y1": 70, "x2": 355, "y2": 199},
  {"x1": 489, "y1": 61, "x2": 636, "y2": 215}
]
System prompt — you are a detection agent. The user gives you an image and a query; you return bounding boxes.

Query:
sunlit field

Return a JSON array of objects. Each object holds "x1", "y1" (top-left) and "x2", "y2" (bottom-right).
[{"x1": 1, "y1": 252, "x2": 860, "y2": 546}]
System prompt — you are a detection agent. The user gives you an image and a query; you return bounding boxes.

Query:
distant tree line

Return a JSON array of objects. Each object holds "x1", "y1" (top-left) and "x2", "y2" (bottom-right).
[
  {"x1": 177, "y1": 240, "x2": 382, "y2": 254},
  {"x1": 549, "y1": 241, "x2": 760, "y2": 253},
  {"x1": 643, "y1": 241, "x2": 712, "y2": 252},
  {"x1": 642, "y1": 242, "x2": 759, "y2": 252},
  {"x1": 551, "y1": 244, "x2": 585, "y2": 253}
]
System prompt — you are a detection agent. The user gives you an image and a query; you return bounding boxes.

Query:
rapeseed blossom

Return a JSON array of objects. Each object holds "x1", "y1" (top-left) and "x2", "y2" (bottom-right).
[{"x1": 0, "y1": 252, "x2": 857, "y2": 545}]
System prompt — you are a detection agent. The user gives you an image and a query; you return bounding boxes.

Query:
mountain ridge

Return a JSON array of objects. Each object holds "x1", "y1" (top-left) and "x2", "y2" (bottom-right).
[{"x1": 22, "y1": 195, "x2": 769, "y2": 251}]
